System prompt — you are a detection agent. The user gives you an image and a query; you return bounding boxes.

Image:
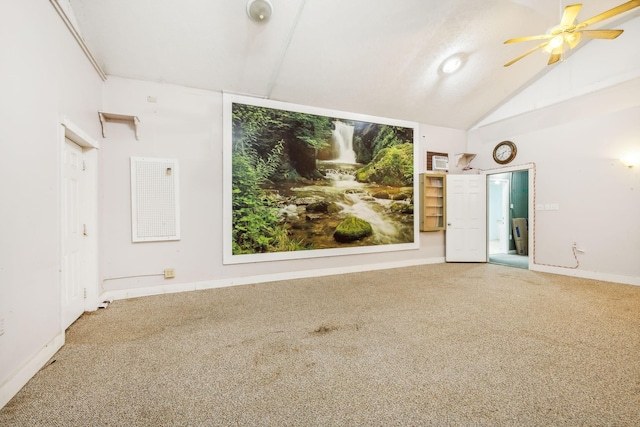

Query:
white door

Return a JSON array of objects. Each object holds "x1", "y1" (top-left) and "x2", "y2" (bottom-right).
[
  {"x1": 489, "y1": 175, "x2": 510, "y2": 254},
  {"x1": 445, "y1": 174, "x2": 487, "y2": 262},
  {"x1": 62, "y1": 138, "x2": 85, "y2": 329}
]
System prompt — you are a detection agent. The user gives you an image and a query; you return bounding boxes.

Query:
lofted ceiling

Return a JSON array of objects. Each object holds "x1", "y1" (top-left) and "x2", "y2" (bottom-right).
[{"x1": 67, "y1": 0, "x2": 640, "y2": 130}]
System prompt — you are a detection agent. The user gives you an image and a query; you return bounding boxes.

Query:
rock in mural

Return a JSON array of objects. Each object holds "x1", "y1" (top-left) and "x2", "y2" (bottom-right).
[{"x1": 333, "y1": 216, "x2": 373, "y2": 243}]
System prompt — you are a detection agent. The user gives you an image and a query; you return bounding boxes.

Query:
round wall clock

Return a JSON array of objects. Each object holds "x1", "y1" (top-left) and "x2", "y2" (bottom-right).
[{"x1": 493, "y1": 141, "x2": 517, "y2": 164}]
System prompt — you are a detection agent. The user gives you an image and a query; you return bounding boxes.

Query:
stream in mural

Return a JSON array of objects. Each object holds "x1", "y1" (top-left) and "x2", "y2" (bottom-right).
[{"x1": 266, "y1": 121, "x2": 414, "y2": 249}]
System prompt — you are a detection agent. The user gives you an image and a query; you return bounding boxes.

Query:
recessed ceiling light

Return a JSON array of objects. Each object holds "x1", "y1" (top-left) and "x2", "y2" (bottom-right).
[
  {"x1": 440, "y1": 53, "x2": 465, "y2": 74},
  {"x1": 247, "y1": 0, "x2": 273, "y2": 22}
]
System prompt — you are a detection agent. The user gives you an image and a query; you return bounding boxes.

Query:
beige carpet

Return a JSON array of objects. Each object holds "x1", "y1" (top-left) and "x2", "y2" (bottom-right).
[{"x1": 2, "y1": 263, "x2": 640, "y2": 426}]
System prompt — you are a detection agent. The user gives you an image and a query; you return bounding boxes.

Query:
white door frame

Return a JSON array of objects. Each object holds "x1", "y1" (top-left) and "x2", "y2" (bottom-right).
[
  {"x1": 60, "y1": 117, "x2": 100, "y2": 326},
  {"x1": 483, "y1": 163, "x2": 535, "y2": 265}
]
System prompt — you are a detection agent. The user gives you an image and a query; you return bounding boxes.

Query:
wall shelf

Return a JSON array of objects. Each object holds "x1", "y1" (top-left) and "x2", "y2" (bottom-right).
[
  {"x1": 419, "y1": 173, "x2": 446, "y2": 231},
  {"x1": 455, "y1": 153, "x2": 476, "y2": 170},
  {"x1": 98, "y1": 112, "x2": 140, "y2": 140}
]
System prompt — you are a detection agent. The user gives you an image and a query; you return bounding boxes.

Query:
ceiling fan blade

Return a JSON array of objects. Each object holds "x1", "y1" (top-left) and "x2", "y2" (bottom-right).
[
  {"x1": 504, "y1": 34, "x2": 552, "y2": 44},
  {"x1": 576, "y1": 0, "x2": 640, "y2": 29},
  {"x1": 548, "y1": 52, "x2": 562, "y2": 65},
  {"x1": 560, "y1": 4, "x2": 582, "y2": 26},
  {"x1": 504, "y1": 42, "x2": 549, "y2": 67},
  {"x1": 566, "y1": 32, "x2": 583, "y2": 48},
  {"x1": 579, "y1": 29, "x2": 624, "y2": 39}
]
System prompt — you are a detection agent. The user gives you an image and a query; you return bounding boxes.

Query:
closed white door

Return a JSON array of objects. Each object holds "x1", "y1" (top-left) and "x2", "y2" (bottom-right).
[
  {"x1": 62, "y1": 138, "x2": 85, "y2": 329},
  {"x1": 445, "y1": 174, "x2": 487, "y2": 262}
]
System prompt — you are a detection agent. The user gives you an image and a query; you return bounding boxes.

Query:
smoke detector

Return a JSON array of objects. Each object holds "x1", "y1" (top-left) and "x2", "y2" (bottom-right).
[{"x1": 247, "y1": 0, "x2": 273, "y2": 23}]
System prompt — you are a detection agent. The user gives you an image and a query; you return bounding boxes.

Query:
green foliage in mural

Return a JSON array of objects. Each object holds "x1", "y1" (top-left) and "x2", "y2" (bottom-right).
[
  {"x1": 353, "y1": 122, "x2": 414, "y2": 165},
  {"x1": 232, "y1": 141, "x2": 282, "y2": 254},
  {"x1": 232, "y1": 103, "x2": 333, "y2": 180},
  {"x1": 232, "y1": 140, "x2": 308, "y2": 254},
  {"x1": 355, "y1": 143, "x2": 414, "y2": 186},
  {"x1": 231, "y1": 102, "x2": 335, "y2": 254}
]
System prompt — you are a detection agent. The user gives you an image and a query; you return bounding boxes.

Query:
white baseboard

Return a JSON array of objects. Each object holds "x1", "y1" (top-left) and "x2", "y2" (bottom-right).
[
  {"x1": 0, "y1": 332, "x2": 64, "y2": 409},
  {"x1": 102, "y1": 256, "x2": 638, "y2": 302},
  {"x1": 530, "y1": 263, "x2": 640, "y2": 286},
  {"x1": 101, "y1": 257, "x2": 446, "y2": 301}
]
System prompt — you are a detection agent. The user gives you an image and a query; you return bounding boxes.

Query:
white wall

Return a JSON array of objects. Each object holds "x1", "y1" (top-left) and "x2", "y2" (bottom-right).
[
  {"x1": 99, "y1": 76, "x2": 467, "y2": 298},
  {"x1": 468, "y1": 16, "x2": 640, "y2": 285},
  {"x1": 0, "y1": 0, "x2": 104, "y2": 407}
]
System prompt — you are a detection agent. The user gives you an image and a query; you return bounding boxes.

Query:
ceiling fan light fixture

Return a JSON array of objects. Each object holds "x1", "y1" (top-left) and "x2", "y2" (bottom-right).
[
  {"x1": 543, "y1": 34, "x2": 565, "y2": 53},
  {"x1": 549, "y1": 34, "x2": 565, "y2": 49},
  {"x1": 503, "y1": 0, "x2": 640, "y2": 67},
  {"x1": 247, "y1": 0, "x2": 273, "y2": 23}
]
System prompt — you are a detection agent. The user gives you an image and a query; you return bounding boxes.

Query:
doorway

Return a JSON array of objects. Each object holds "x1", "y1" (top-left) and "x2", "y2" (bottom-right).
[
  {"x1": 487, "y1": 170, "x2": 529, "y2": 269},
  {"x1": 60, "y1": 119, "x2": 100, "y2": 329}
]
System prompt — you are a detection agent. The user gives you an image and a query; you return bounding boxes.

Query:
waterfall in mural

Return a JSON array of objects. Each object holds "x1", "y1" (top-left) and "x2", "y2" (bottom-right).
[{"x1": 332, "y1": 121, "x2": 356, "y2": 163}]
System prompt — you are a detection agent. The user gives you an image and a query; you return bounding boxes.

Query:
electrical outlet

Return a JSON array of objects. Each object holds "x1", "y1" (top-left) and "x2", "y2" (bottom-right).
[{"x1": 164, "y1": 268, "x2": 176, "y2": 279}]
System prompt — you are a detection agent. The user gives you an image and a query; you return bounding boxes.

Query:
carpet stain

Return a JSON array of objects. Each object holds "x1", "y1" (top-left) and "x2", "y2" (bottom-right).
[{"x1": 310, "y1": 325, "x2": 339, "y2": 335}]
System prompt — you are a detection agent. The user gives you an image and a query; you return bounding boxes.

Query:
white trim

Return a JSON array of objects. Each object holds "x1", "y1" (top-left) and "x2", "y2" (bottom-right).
[
  {"x1": 49, "y1": 0, "x2": 107, "y2": 81},
  {"x1": 62, "y1": 116, "x2": 100, "y2": 149},
  {"x1": 0, "y1": 333, "x2": 64, "y2": 409},
  {"x1": 482, "y1": 162, "x2": 535, "y2": 175},
  {"x1": 531, "y1": 264, "x2": 640, "y2": 287},
  {"x1": 102, "y1": 257, "x2": 445, "y2": 301},
  {"x1": 101, "y1": 253, "x2": 640, "y2": 303}
]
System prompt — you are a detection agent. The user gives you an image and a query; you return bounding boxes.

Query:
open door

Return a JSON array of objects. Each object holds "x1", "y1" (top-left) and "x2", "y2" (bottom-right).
[{"x1": 445, "y1": 174, "x2": 487, "y2": 262}]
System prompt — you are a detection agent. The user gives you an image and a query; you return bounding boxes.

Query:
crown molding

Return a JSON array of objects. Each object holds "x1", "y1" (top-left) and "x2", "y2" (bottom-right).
[{"x1": 49, "y1": 0, "x2": 107, "y2": 81}]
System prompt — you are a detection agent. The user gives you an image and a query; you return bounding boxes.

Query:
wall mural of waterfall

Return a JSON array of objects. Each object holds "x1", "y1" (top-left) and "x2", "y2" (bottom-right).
[{"x1": 222, "y1": 94, "x2": 419, "y2": 264}]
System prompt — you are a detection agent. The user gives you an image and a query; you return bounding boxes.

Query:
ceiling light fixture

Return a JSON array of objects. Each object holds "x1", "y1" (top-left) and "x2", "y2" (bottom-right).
[
  {"x1": 247, "y1": 0, "x2": 273, "y2": 23},
  {"x1": 548, "y1": 34, "x2": 565, "y2": 49},
  {"x1": 440, "y1": 53, "x2": 465, "y2": 75},
  {"x1": 621, "y1": 152, "x2": 640, "y2": 168}
]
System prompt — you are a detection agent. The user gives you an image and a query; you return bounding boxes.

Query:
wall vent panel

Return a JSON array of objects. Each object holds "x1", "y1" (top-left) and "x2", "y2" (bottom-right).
[{"x1": 130, "y1": 157, "x2": 180, "y2": 242}]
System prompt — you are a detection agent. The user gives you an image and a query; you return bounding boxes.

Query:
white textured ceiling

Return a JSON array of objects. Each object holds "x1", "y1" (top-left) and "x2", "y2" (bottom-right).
[{"x1": 68, "y1": 0, "x2": 640, "y2": 129}]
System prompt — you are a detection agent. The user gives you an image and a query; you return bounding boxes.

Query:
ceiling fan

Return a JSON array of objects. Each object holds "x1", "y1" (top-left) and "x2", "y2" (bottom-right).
[{"x1": 504, "y1": 0, "x2": 640, "y2": 66}]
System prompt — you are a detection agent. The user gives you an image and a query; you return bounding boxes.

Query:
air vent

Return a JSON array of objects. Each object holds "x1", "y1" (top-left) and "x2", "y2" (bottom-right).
[{"x1": 432, "y1": 155, "x2": 449, "y2": 171}]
